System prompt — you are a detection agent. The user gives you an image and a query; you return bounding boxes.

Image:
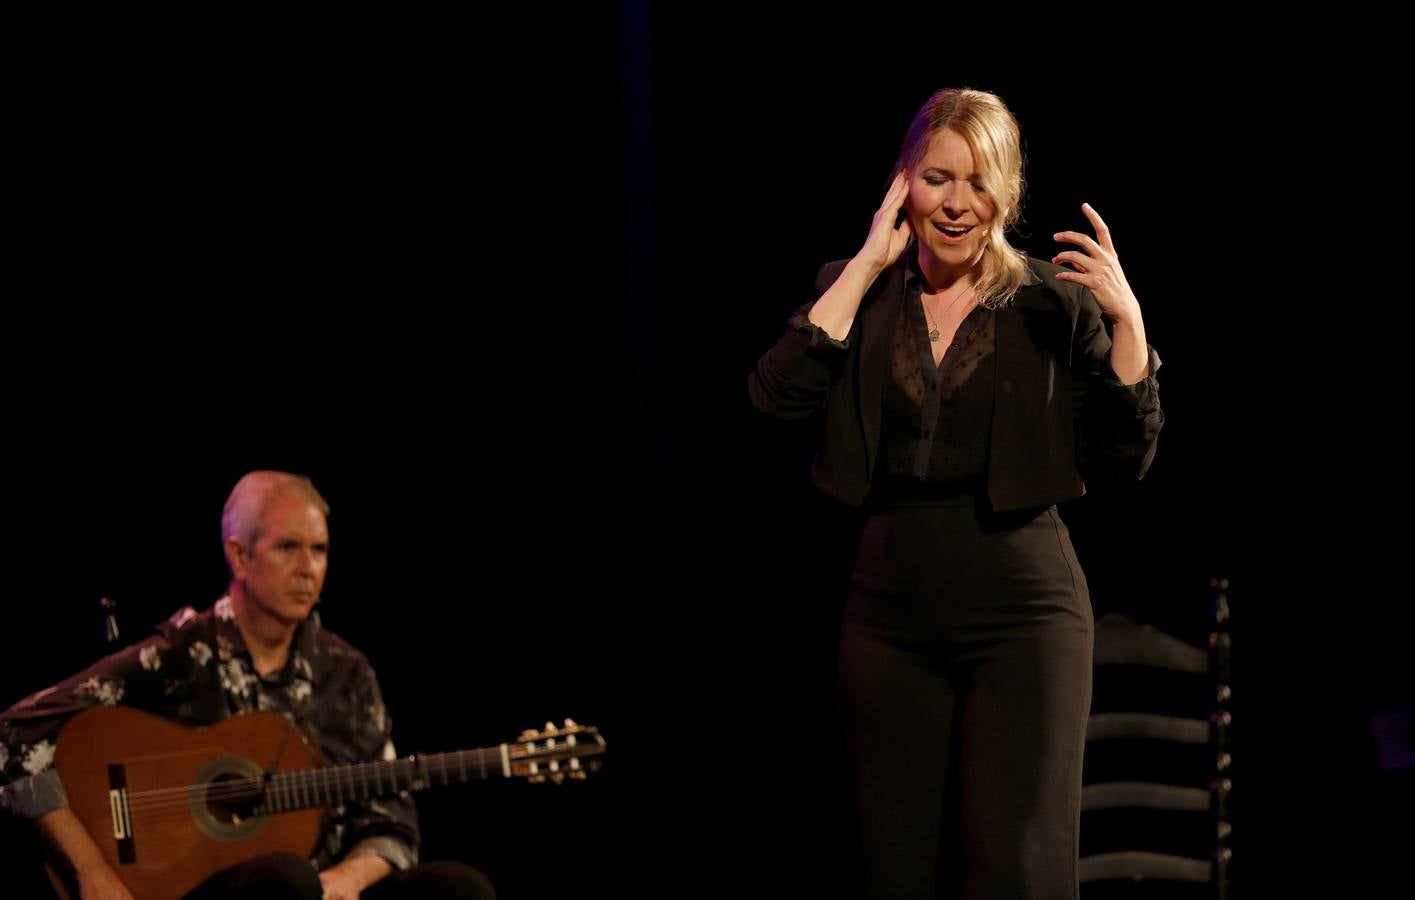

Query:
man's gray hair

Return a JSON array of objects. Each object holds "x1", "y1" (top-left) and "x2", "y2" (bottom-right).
[{"x1": 221, "y1": 471, "x2": 330, "y2": 552}]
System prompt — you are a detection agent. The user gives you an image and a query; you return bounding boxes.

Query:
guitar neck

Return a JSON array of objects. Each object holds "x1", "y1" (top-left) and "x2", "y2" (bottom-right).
[{"x1": 255, "y1": 747, "x2": 508, "y2": 814}]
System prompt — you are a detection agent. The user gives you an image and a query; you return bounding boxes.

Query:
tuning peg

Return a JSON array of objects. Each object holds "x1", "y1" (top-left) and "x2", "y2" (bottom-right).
[
  {"x1": 528, "y1": 774, "x2": 546, "y2": 784},
  {"x1": 544, "y1": 721, "x2": 557, "y2": 734},
  {"x1": 518, "y1": 728, "x2": 539, "y2": 742},
  {"x1": 564, "y1": 718, "x2": 578, "y2": 728},
  {"x1": 568, "y1": 758, "x2": 582, "y2": 770},
  {"x1": 569, "y1": 769, "x2": 588, "y2": 780},
  {"x1": 550, "y1": 771, "x2": 566, "y2": 785}
]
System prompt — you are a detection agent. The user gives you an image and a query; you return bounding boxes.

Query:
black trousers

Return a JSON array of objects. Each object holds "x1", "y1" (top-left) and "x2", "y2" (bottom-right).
[
  {"x1": 182, "y1": 851, "x2": 495, "y2": 900},
  {"x1": 840, "y1": 500, "x2": 1093, "y2": 900}
]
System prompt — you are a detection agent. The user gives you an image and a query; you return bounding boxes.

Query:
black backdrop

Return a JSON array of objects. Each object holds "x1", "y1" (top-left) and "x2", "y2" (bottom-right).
[{"x1": 3, "y1": 10, "x2": 1409, "y2": 897}]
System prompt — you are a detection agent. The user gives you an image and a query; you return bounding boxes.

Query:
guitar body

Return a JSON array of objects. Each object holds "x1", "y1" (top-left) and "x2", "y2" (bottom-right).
[
  {"x1": 36, "y1": 704, "x2": 604, "y2": 898},
  {"x1": 46, "y1": 706, "x2": 322, "y2": 900}
]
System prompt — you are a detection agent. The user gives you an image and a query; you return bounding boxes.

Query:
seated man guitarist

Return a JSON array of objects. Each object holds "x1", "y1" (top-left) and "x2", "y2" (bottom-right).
[{"x1": 0, "y1": 471, "x2": 495, "y2": 899}]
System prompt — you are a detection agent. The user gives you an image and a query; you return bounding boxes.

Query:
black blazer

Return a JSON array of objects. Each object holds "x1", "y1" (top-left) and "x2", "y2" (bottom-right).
[{"x1": 748, "y1": 254, "x2": 1163, "y2": 511}]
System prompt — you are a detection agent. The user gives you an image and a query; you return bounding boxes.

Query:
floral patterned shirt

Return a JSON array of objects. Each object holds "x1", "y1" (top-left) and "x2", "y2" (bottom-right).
[{"x1": 0, "y1": 597, "x2": 419, "y2": 871}]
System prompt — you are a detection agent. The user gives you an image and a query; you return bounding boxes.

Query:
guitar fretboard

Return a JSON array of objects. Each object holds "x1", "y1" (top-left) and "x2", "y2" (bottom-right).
[{"x1": 252, "y1": 747, "x2": 507, "y2": 814}]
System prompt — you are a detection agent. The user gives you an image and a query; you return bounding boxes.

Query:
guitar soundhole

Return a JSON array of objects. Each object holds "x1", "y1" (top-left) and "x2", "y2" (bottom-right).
[{"x1": 204, "y1": 773, "x2": 261, "y2": 825}]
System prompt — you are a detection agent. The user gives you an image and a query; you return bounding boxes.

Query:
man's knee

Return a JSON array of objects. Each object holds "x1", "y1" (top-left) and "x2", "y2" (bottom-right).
[
  {"x1": 410, "y1": 861, "x2": 496, "y2": 900},
  {"x1": 237, "y1": 852, "x2": 322, "y2": 899},
  {"x1": 188, "y1": 851, "x2": 322, "y2": 899}
]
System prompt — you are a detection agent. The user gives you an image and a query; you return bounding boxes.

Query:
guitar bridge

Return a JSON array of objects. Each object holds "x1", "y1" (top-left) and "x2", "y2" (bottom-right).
[{"x1": 107, "y1": 765, "x2": 136, "y2": 864}]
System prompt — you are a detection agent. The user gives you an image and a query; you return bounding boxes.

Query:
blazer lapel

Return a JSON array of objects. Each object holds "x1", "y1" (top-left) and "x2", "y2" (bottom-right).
[
  {"x1": 988, "y1": 275, "x2": 1076, "y2": 510},
  {"x1": 856, "y1": 260, "x2": 905, "y2": 479}
]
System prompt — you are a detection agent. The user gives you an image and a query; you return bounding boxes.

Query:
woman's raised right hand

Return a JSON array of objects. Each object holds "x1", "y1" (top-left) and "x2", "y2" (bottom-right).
[{"x1": 856, "y1": 169, "x2": 913, "y2": 274}]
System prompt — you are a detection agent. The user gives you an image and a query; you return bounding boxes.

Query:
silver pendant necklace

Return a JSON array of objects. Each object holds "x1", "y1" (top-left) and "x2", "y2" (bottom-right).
[{"x1": 921, "y1": 284, "x2": 974, "y2": 343}]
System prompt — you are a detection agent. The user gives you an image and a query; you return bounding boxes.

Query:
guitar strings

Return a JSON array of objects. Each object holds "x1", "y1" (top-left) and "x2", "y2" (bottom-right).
[
  {"x1": 123, "y1": 752, "x2": 499, "y2": 812},
  {"x1": 119, "y1": 748, "x2": 600, "y2": 816}
]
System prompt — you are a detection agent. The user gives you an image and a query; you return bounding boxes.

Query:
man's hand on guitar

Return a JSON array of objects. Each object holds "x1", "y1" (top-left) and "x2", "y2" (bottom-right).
[
  {"x1": 36, "y1": 807, "x2": 135, "y2": 900},
  {"x1": 77, "y1": 863, "x2": 135, "y2": 900},
  {"x1": 318, "y1": 851, "x2": 392, "y2": 899}
]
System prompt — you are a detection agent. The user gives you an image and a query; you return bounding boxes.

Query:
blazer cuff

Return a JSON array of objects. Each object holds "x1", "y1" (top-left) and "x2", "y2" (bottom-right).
[
  {"x1": 789, "y1": 311, "x2": 850, "y2": 356},
  {"x1": 1103, "y1": 345, "x2": 1162, "y2": 411}
]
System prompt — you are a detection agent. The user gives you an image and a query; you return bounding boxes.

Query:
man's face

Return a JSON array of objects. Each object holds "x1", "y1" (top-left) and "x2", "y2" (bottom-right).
[{"x1": 234, "y1": 497, "x2": 329, "y2": 626}]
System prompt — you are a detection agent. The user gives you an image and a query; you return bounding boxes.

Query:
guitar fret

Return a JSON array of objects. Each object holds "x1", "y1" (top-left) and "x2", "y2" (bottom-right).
[
  {"x1": 249, "y1": 778, "x2": 263, "y2": 816},
  {"x1": 273, "y1": 747, "x2": 506, "y2": 811}
]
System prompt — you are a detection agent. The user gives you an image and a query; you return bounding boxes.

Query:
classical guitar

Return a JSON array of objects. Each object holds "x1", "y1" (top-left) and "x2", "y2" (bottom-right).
[{"x1": 41, "y1": 705, "x2": 604, "y2": 899}]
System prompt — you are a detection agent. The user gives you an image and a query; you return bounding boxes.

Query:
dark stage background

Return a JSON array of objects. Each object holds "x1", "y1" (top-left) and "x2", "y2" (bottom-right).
[{"x1": 4, "y1": 10, "x2": 1409, "y2": 898}]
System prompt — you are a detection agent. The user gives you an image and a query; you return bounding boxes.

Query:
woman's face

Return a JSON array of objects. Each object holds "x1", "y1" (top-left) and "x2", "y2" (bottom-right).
[{"x1": 906, "y1": 128, "x2": 997, "y2": 274}]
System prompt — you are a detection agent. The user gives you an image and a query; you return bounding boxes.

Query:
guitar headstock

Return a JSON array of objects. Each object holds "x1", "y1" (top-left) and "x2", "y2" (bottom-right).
[{"x1": 508, "y1": 718, "x2": 606, "y2": 784}]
